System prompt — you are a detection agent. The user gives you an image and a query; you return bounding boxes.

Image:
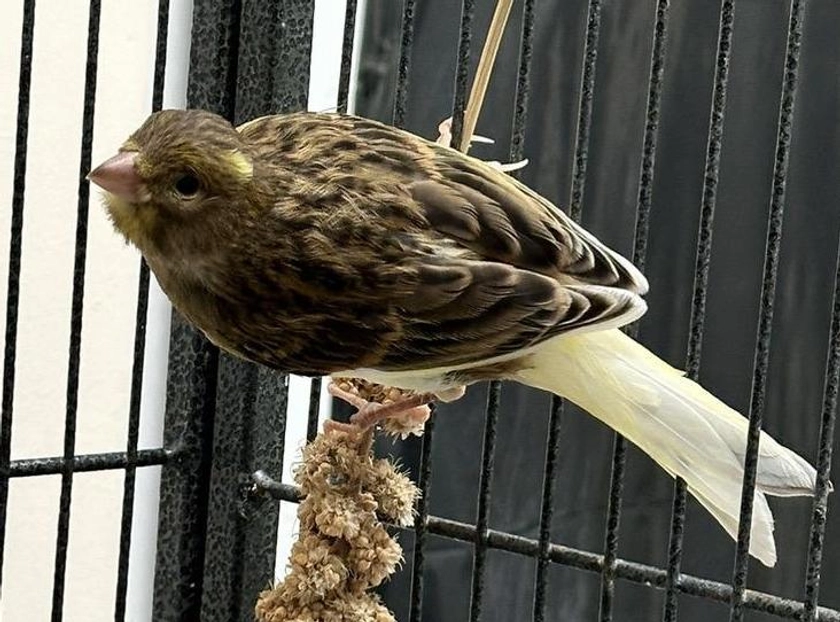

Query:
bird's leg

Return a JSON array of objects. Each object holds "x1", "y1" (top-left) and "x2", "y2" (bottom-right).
[
  {"x1": 323, "y1": 382, "x2": 377, "y2": 435},
  {"x1": 324, "y1": 381, "x2": 463, "y2": 438},
  {"x1": 348, "y1": 392, "x2": 435, "y2": 430},
  {"x1": 435, "y1": 117, "x2": 528, "y2": 173}
]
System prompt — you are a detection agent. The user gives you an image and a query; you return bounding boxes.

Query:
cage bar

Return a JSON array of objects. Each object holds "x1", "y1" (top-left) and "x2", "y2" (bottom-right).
[
  {"x1": 9, "y1": 449, "x2": 169, "y2": 478},
  {"x1": 659, "y1": 1, "x2": 737, "y2": 619},
  {"x1": 50, "y1": 2, "x2": 103, "y2": 618},
  {"x1": 569, "y1": 0, "x2": 602, "y2": 223},
  {"x1": 150, "y1": 0, "x2": 238, "y2": 615},
  {"x1": 468, "y1": 381, "x2": 501, "y2": 622},
  {"x1": 392, "y1": 0, "x2": 417, "y2": 128},
  {"x1": 449, "y1": 0, "x2": 475, "y2": 152},
  {"x1": 409, "y1": 412, "x2": 436, "y2": 622},
  {"x1": 509, "y1": 0, "x2": 535, "y2": 165},
  {"x1": 532, "y1": 396, "x2": 564, "y2": 622},
  {"x1": 730, "y1": 1, "x2": 807, "y2": 619},
  {"x1": 0, "y1": 0, "x2": 37, "y2": 598},
  {"x1": 802, "y1": 222, "x2": 840, "y2": 621},
  {"x1": 306, "y1": 377, "x2": 321, "y2": 442},
  {"x1": 256, "y1": 473, "x2": 840, "y2": 621},
  {"x1": 113, "y1": 2, "x2": 171, "y2": 619},
  {"x1": 631, "y1": 2, "x2": 676, "y2": 619},
  {"x1": 336, "y1": 0, "x2": 358, "y2": 114}
]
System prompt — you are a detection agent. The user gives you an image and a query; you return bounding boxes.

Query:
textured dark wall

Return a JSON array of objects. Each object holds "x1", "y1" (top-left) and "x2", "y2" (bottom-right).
[{"x1": 354, "y1": 1, "x2": 840, "y2": 620}]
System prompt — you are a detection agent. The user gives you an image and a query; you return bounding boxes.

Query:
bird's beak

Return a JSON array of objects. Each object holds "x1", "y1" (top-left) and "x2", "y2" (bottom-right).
[{"x1": 87, "y1": 151, "x2": 143, "y2": 202}]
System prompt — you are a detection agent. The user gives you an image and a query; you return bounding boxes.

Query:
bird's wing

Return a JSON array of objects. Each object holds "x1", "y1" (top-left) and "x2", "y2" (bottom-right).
[
  {"x1": 355, "y1": 118, "x2": 649, "y2": 370},
  {"x1": 410, "y1": 144, "x2": 648, "y2": 296},
  {"x1": 241, "y1": 113, "x2": 649, "y2": 372}
]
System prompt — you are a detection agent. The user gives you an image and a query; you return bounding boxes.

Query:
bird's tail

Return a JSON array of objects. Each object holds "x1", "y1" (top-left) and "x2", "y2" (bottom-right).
[{"x1": 514, "y1": 328, "x2": 818, "y2": 567}]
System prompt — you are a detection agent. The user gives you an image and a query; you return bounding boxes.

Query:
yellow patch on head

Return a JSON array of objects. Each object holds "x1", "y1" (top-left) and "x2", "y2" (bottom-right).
[{"x1": 226, "y1": 150, "x2": 254, "y2": 179}]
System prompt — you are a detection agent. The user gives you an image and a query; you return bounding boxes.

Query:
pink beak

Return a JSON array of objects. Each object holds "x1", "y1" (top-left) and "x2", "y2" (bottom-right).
[{"x1": 88, "y1": 151, "x2": 143, "y2": 202}]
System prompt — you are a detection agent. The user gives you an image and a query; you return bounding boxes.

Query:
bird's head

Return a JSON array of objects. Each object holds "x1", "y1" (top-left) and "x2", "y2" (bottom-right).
[{"x1": 89, "y1": 109, "x2": 256, "y2": 255}]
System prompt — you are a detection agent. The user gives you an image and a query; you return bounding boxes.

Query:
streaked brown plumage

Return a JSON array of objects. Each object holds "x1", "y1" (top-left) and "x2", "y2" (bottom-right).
[
  {"x1": 97, "y1": 109, "x2": 645, "y2": 378},
  {"x1": 89, "y1": 108, "x2": 819, "y2": 566}
]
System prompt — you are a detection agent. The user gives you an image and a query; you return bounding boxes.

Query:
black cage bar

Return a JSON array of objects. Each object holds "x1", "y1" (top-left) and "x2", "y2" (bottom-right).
[{"x1": 2, "y1": 1, "x2": 840, "y2": 621}]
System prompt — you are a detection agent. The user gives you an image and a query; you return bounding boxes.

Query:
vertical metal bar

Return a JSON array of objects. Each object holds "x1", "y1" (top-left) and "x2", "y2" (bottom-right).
[
  {"x1": 632, "y1": 0, "x2": 671, "y2": 279},
  {"x1": 468, "y1": 382, "x2": 500, "y2": 622},
  {"x1": 271, "y1": 0, "x2": 315, "y2": 115},
  {"x1": 560, "y1": 1, "x2": 617, "y2": 618},
  {"x1": 152, "y1": 0, "x2": 241, "y2": 616},
  {"x1": 686, "y1": 0, "x2": 735, "y2": 384},
  {"x1": 409, "y1": 411, "x2": 436, "y2": 622},
  {"x1": 0, "y1": 0, "x2": 36, "y2": 597},
  {"x1": 449, "y1": 0, "x2": 475, "y2": 151},
  {"x1": 509, "y1": 0, "x2": 535, "y2": 165},
  {"x1": 663, "y1": 1, "x2": 734, "y2": 619},
  {"x1": 196, "y1": 2, "x2": 312, "y2": 619},
  {"x1": 532, "y1": 396, "x2": 564, "y2": 622},
  {"x1": 598, "y1": 436, "x2": 626, "y2": 622},
  {"x1": 113, "y1": 3, "x2": 170, "y2": 619},
  {"x1": 730, "y1": 1, "x2": 807, "y2": 619},
  {"x1": 306, "y1": 377, "x2": 322, "y2": 442},
  {"x1": 600, "y1": 0, "x2": 667, "y2": 613},
  {"x1": 151, "y1": 317, "x2": 219, "y2": 620},
  {"x1": 195, "y1": 359, "x2": 258, "y2": 621},
  {"x1": 508, "y1": 7, "x2": 552, "y2": 619},
  {"x1": 392, "y1": 0, "x2": 416, "y2": 128},
  {"x1": 51, "y1": 2, "x2": 102, "y2": 618},
  {"x1": 569, "y1": 0, "x2": 602, "y2": 223},
  {"x1": 336, "y1": 0, "x2": 358, "y2": 114},
  {"x1": 236, "y1": 367, "x2": 288, "y2": 613},
  {"x1": 201, "y1": 361, "x2": 287, "y2": 622},
  {"x1": 801, "y1": 231, "x2": 840, "y2": 621}
]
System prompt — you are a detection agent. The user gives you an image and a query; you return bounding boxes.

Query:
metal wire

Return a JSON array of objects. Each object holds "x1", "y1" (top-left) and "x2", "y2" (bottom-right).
[
  {"x1": 468, "y1": 382, "x2": 500, "y2": 622},
  {"x1": 633, "y1": 0, "x2": 671, "y2": 280},
  {"x1": 662, "y1": 0, "x2": 737, "y2": 618},
  {"x1": 51, "y1": 2, "x2": 102, "y2": 618},
  {"x1": 730, "y1": 2, "x2": 807, "y2": 619},
  {"x1": 9, "y1": 449, "x2": 170, "y2": 478},
  {"x1": 569, "y1": 0, "x2": 602, "y2": 223},
  {"x1": 500, "y1": 3, "x2": 558, "y2": 620},
  {"x1": 409, "y1": 410, "x2": 436, "y2": 622},
  {"x1": 0, "y1": 0, "x2": 36, "y2": 597},
  {"x1": 509, "y1": 0, "x2": 535, "y2": 165},
  {"x1": 666, "y1": 0, "x2": 735, "y2": 618},
  {"x1": 633, "y1": 3, "x2": 677, "y2": 618},
  {"x1": 254, "y1": 475, "x2": 840, "y2": 622},
  {"x1": 449, "y1": 0, "x2": 476, "y2": 151},
  {"x1": 336, "y1": 0, "x2": 358, "y2": 114},
  {"x1": 599, "y1": 435, "x2": 627, "y2": 622},
  {"x1": 533, "y1": 395, "x2": 564, "y2": 622},
  {"x1": 306, "y1": 377, "x2": 322, "y2": 442},
  {"x1": 802, "y1": 225, "x2": 840, "y2": 621},
  {"x1": 392, "y1": 0, "x2": 417, "y2": 128},
  {"x1": 113, "y1": 4, "x2": 170, "y2": 619}
]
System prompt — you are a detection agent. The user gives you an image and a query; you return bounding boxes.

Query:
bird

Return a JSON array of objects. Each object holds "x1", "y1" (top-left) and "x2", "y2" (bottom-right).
[{"x1": 89, "y1": 108, "x2": 818, "y2": 567}]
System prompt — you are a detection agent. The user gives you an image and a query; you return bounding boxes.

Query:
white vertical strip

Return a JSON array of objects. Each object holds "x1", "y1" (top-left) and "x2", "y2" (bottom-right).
[{"x1": 346, "y1": 0, "x2": 368, "y2": 115}]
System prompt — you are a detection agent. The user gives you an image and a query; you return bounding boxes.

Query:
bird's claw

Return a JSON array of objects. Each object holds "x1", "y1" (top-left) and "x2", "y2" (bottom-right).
[{"x1": 325, "y1": 381, "x2": 434, "y2": 438}]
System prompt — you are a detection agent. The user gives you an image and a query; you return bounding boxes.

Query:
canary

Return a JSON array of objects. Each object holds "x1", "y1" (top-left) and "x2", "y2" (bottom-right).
[{"x1": 89, "y1": 109, "x2": 817, "y2": 566}]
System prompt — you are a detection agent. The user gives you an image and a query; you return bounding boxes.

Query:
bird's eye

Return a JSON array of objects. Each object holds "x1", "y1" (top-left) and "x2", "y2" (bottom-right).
[{"x1": 174, "y1": 174, "x2": 200, "y2": 197}]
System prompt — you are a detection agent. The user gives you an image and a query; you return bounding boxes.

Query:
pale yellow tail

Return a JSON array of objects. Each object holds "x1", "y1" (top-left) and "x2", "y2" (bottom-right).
[{"x1": 515, "y1": 329, "x2": 817, "y2": 567}]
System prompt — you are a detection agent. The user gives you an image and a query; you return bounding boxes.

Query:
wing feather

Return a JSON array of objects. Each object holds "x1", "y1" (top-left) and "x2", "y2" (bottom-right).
[{"x1": 237, "y1": 112, "x2": 649, "y2": 373}]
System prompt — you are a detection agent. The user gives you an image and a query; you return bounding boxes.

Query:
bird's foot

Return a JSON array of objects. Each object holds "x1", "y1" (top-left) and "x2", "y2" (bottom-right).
[
  {"x1": 435, "y1": 117, "x2": 529, "y2": 173},
  {"x1": 324, "y1": 381, "x2": 436, "y2": 438}
]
